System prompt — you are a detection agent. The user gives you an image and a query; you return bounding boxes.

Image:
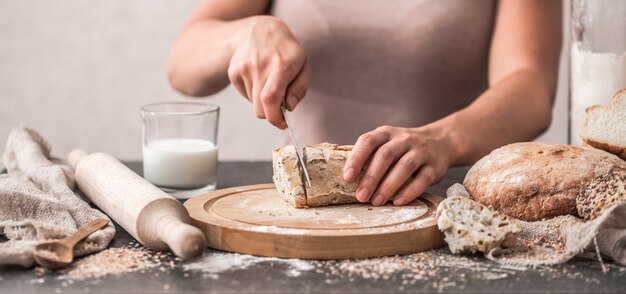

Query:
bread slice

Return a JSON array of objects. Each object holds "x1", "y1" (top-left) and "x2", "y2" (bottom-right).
[
  {"x1": 304, "y1": 143, "x2": 361, "y2": 207},
  {"x1": 436, "y1": 193, "x2": 520, "y2": 254},
  {"x1": 577, "y1": 168, "x2": 626, "y2": 220},
  {"x1": 464, "y1": 142, "x2": 626, "y2": 221},
  {"x1": 272, "y1": 146, "x2": 307, "y2": 208},
  {"x1": 580, "y1": 88, "x2": 626, "y2": 160}
]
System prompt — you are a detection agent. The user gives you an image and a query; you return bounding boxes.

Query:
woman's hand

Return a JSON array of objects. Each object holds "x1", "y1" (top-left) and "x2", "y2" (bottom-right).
[
  {"x1": 342, "y1": 126, "x2": 458, "y2": 206},
  {"x1": 228, "y1": 16, "x2": 310, "y2": 129}
]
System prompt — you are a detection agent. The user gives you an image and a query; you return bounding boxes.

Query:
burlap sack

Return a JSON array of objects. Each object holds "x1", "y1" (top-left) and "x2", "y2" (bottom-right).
[
  {"x1": 0, "y1": 128, "x2": 115, "y2": 267},
  {"x1": 446, "y1": 183, "x2": 626, "y2": 267}
]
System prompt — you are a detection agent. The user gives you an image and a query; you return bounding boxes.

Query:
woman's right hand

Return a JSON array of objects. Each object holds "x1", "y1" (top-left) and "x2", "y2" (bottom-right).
[{"x1": 229, "y1": 16, "x2": 310, "y2": 129}]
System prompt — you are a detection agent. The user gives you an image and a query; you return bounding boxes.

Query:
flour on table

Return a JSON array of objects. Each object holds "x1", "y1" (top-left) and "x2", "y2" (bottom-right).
[
  {"x1": 182, "y1": 251, "x2": 313, "y2": 278},
  {"x1": 335, "y1": 213, "x2": 359, "y2": 224},
  {"x1": 247, "y1": 225, "x2": 309, "y2": 235},
  {"x1": 32, "y1": 242, "x2": 174, "y2": 282}
]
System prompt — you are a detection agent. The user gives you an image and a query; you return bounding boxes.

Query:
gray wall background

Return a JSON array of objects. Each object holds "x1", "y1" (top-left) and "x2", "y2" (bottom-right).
[{"x1": 0, "y1": 0, "x2": 569, "y2": 161}]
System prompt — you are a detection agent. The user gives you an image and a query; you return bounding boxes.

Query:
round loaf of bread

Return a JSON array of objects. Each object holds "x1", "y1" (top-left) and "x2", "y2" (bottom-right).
[{"x1": 464, "y1": 142, "x2": 626, "y2": 221}]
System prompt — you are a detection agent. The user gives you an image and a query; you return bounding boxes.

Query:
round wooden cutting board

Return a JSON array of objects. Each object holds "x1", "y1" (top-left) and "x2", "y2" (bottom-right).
[{"x1": 184, "y1": 183, "x2": 445, "y2": 259}]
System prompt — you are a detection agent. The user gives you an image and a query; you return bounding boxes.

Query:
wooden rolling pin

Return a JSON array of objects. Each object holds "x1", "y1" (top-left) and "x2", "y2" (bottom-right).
[{"x1": 68, "y1": 149, "x2": 206, "y2": 260}]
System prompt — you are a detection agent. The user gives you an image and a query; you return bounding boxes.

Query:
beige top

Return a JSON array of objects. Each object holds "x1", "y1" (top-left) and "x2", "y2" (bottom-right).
[{"x1": 271, "y1": 0, "x2": 496, "y2": 146}]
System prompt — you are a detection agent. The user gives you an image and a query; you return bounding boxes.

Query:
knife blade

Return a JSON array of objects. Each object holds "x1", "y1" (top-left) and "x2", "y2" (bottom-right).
[{"x1": 281, "y1": 99, "x2": 312, "y2": 187}]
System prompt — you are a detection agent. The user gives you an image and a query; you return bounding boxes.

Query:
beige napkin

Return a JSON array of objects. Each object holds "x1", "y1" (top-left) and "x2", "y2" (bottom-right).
[
  {"x1": 0, "y1": 128, "x2": 115, "y2": 267},
  {"x1": 446, "y1": 183, "x2": 626, "y2": 267}
]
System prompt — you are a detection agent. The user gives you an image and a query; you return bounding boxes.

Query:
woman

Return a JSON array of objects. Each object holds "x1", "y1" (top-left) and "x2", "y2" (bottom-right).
[{"x1": 167, "y1": 0, "x2": 561, "y2": 206}]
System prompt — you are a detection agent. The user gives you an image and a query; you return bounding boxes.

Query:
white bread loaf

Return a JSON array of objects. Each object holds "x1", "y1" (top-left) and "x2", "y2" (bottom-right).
[
  {"x1": 437, "y1": 189, "x2": 519, "y2": 254},
  {"x1": 464, "y1": 142, "x2": 626, "y2": 221},
  {"x1": 580, "y1": 88, "x2": 626, "y2": 160},
  {"x1": 272, "y1": 143, "x2": 364, "y2": 208}
]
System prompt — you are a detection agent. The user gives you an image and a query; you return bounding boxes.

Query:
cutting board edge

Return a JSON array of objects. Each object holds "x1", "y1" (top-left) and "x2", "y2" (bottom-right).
[{"x1": 191, "y1": 217, "x2": 446, "y2": 259}]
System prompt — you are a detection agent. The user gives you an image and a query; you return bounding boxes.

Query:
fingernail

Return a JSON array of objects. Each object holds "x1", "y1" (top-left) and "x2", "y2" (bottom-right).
[
  {"x1": 343, "y1": 168, "x2": 355, "y2": 181},
  {"x1": 393, "y1": 197, "x2": 406, "y2": 206},
  {"x1": 372, "y1": 194, "x2": 385, "y2": 206},
  {"x1": 356, "y1": 188, "x2": 369, "y2": 202},
  {"x1": 287, "y1": 95, "x2": 298, "y2": 111}
]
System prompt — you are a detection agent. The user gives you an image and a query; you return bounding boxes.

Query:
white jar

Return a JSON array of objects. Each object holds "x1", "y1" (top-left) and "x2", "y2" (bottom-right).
[{"x1": 570, "y1": 0, "x2": 626, "y2": 145}]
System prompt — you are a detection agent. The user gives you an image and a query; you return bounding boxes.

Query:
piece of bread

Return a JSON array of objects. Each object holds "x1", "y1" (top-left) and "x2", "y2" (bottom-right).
[
  {"x1": 577, "y1": 168, "x2": 626, "y2": 220},
  {"x1": 272, "y1": 145, "x2": 307, "y2": 208},
  {"x1": 436, "y1": 192, "x2": 520, "y2": 254},
  {"x1": 272, "y1": 143, "x2": 365, "y2": 208},
  {"x1": 304, "y1": 143, "x2": 362, "y2": 207},
  {"x1": 464, "y1": 142, "x2": 626, "y2": 221},
  {"x1": 580, "y1": 88, "x2": 626, "y2": 160}
]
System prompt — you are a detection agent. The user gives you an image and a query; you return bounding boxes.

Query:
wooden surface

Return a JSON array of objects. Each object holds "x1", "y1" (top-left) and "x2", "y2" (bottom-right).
[
  {"x1": 69, "y1": 150, "x2": 206, "y2": 260},
  {"x1": 184, "y1": 183, "x2": 445, "y2": 259}
]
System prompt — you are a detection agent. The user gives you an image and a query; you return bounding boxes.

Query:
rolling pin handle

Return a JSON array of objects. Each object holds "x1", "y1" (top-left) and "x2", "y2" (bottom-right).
[
  {"x1": 68, "y1": 149, "x2": 89, "y2": 170},
  {"x1": 156, "y1": 215, "x2": 207, "y2": 260}
]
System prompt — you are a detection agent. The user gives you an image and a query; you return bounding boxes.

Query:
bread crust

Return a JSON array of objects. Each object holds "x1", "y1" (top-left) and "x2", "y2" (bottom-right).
[
  {"x1": 581, "y1": 138, "x2": 626, "y2": 160},
  {"x1": 464, "y1": 143, "x2": 626, "y2": 221},
  {"x1": 577, "y1": 168, "x2": 626, "y2": 220},
  {"x1": 304, "y1": 143, "x2": 361, "y2": 207},
  {"x1": 272, "y1": 146, "x2": 307, "y2": 208},
  {"x1": 580, "y1": 88, "x2": 626, "y2": 160}
]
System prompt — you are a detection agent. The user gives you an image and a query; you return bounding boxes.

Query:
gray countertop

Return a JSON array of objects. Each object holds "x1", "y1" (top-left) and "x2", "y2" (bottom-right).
[{"x1": 1, "y1": 161, "x2": 625, "y2": 293}]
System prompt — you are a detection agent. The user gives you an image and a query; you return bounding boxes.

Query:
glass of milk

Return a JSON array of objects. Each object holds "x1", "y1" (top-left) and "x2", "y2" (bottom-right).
[{"x1": 141, "y1": 102, "x2": 219, "y2": 199}]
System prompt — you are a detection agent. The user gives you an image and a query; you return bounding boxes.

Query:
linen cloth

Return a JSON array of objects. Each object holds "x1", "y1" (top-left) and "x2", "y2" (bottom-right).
[
  {"x1": 446, "y1": 183, "x2": 626, "y2": 267},
  {"x1": 0, "y1": 128, "x2": 115, "y2": 267}
]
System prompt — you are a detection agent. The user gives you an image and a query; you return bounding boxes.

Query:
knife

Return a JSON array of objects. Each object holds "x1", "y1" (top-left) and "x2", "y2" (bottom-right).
[{"x1": 281, "y1": 98, "x2": 312, "y2": 187}]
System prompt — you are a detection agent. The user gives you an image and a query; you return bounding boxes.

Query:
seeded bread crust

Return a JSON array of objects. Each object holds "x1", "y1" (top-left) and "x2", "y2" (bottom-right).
[
  {"x1": 577, "y1": 168, "x2": 626, "y2": 220},
  {"x1": 304, "y1": 143, "x2": 362, "y2": 207},
  {"x1": 272, "y1": 146, "x2": 307, "y2": 208},
  {"x1": 464, "y1": 143, "x2": 626, "y2": 221},
  {"x1": 436, "y1": 194, "x2": 519, "y2": 254}
]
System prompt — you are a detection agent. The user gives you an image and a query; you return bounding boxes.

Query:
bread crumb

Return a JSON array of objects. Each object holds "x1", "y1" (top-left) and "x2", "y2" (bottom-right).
[{"x1": 34, "y1": 242, "x2": 176, "y2": 281}]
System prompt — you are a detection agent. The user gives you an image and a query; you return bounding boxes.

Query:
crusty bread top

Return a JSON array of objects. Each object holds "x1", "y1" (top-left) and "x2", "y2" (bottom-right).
[
  {"x1": 464, "y1": 142, "x2": 626, "y2": 221},
  {"x1": 580, "y1": 88, "x2": 626, "y2": 160}
]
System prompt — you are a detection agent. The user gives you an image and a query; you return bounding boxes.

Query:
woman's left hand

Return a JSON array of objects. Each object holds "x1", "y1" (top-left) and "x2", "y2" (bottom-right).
[{"x1": 342, "y1": 125, "x2": 456, "y2": 206}]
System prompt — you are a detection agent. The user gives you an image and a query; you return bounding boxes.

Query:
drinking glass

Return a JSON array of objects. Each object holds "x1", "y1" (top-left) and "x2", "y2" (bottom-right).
[{"x1": 141, "y1": 102, "x2": 219, "y2": 199}]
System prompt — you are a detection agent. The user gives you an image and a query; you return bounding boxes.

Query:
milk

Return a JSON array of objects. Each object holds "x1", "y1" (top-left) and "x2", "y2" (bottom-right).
[
  {"x1": 570, "y1": 42, "x2": 626, "y2": 145},
  {"x1": 143, "y1": 138, "x2": 218, "y2": 190}
]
